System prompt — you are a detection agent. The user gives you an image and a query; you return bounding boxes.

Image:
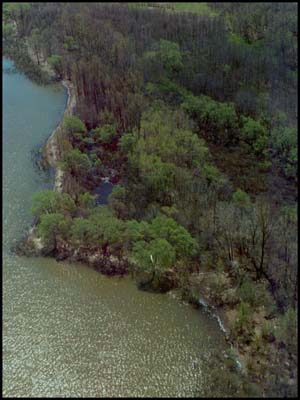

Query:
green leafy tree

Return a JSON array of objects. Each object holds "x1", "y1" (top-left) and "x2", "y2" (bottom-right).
[
  {"x1": 108, "y1": 185, "x2": 128, "y2": 218},
  {"x1": 70, "y1": 218, "x2": 100, "y2": 246},
  {"x1": 71, "y1": 207, "x2": 126, "y2": 249},
  {"x1": 138, "y1": 154, "x2": 176, "y2": 199},
  {"x1": 137, "y1": 116, "x2": 208, "y2": 168},
  {"x1": 271, "y1": 126, "x2": 297, "y2": 155},
  {"x1": 31, "y1": 190, "x2": 76, "y2": 219},
  {"x1": 98, "y1": 109, "x2": 115, "y2": 125},
  {"x1": 37, "y1": 213, "x2": 70, "y2": 247},
  {"x1": 232, "y1": 188, "x2": 251, "y2": 209},
  {"x1": 238, "y1": 280, "x2": 273, "y2": 309},
  {"x1": 87, "y1": 206, "x2": 126, "y2": 247},
  {"x1": 125, "y1": 220, "x2": 151, "y2": 246},
  {"x1": 63, "y1": 35, "x2": 78, "y2": 51},
  {"x1": 232, "y1": 301, "x2": 253, "y2": 343},
  {"x1": 144, "y1": 39, "x2": 183, "y2": 80},
  {"x1": 131, "y1": 238, "x2": 176, "y2": 277},
  {"x1": 91, "y1": 124, "x2": 117, "y2": 144},
  {"x1": 63, "y1": 116, "x2": 87, "y2": 138},
  {"x1": 240, "y1": 116, "x2": 268, "y2": 155},
  {"x1": 158, "y1": 39, "x2": 183, "y2": 73},
  {"x1": 146, "y1": 78, "x2": 188, "y2": 105},
  {"x1": 78, "y1": 192, "x2": 96, "y2": 209},
  {"x1": 3, "y1": 22, "x2": 15, "y2": 44},
  {"x1": 202, "y1": 163, "x2": 221, "y2": 185},
  {"x1": 61, "y1": 149, "x2": 92, "y2": 178},
  {"x1": 47, "y1": 54, "x2": 63, "y2": 77},
  {"x1": 181, "y1": 94, "x2": 238, "y2": 144},
  {"x1": 271, "y1": 125, "x2": 297, "y2": 178},
  {"x1": 149, "y1": 215, "x2": 198, "y2": 259},
  {"x1": 118, "y1": 132, "x2": 139, "y2": 154},
  {"x1": 3, "y1": 3, "x2": 31, "y2": 36}
]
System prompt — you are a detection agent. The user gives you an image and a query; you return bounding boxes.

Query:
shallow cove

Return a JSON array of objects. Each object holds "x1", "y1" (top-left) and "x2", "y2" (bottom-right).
[{"x1": 3, "y1": 57, "x2": 231, "y2": 397}]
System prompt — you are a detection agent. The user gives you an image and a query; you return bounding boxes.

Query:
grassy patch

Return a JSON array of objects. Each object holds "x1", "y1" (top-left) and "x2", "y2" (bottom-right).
[
  {"x1": 228, "y1": 32, "x2": 264, "y2": 49},
  {"x1": 127, "y1": 2, "x2": 217, "y2": 17},
  {"x1": 168, "y1": 2, "x2": 217, "y2": 16}
]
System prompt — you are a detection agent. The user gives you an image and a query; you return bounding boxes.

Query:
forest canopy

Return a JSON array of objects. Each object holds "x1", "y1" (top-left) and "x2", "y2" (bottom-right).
[{"x1": 4, "y1": 2, "x2": 297, "y2": 397}]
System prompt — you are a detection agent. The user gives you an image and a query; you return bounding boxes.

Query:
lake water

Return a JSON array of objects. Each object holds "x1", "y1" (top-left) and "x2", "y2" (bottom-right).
[{"x1": 3, "y1": 57, "x2": 232, "y2": 397}]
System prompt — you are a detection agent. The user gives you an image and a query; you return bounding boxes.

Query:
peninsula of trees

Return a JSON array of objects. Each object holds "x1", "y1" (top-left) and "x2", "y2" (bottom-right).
[{"x1": 3, "y1": 2, "x2": 297, "y2": 397}]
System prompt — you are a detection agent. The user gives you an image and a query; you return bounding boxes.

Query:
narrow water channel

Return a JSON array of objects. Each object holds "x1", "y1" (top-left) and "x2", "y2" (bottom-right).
[{"x1": 3, "y1": 58, "x2": 231, "y2": 397}]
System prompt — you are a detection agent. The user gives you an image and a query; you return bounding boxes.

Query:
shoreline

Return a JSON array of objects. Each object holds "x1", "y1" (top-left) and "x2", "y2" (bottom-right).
[
  {"x1": 4, "y1": 6, "x2": 296, "y2": 395},
  {"x1": 14, "y1": 53, "x2": 77, "y2": 253},
  {"x1": 15, "y1": 45, "x2": 250, "y2": 383},
  {"x1": 17, "y1": 51, "x2": 246, "y2": 372},
  {"x1": 41, "y1": 79, "x2": 77, "y2": 192},
  {"x1": 25, "y1": 43, "x2": 77, "y2": 192}
]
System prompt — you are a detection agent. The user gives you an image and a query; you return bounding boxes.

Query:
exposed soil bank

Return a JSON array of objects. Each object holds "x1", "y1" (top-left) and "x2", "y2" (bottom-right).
[{"x1": 41, "y1": 79, "x2": 76, "y2": 192}]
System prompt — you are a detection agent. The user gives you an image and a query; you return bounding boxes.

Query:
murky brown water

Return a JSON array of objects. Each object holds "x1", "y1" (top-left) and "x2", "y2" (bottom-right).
[{"x1": 3, "y1": 57, "x2": 230, "y2": 397}]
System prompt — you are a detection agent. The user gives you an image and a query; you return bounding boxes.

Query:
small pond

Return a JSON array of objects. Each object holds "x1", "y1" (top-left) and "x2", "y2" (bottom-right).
[{"x1": 93, "y1": 181, "x2": 114, "y2": 205}]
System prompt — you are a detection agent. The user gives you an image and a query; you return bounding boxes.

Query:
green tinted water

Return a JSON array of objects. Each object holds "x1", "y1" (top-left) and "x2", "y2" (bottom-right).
[{"x1": 3, "y1": 58, "x2": 230, "y2": 397}]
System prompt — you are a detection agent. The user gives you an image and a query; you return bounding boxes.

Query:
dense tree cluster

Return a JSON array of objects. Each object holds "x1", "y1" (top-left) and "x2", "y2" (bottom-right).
[
  {"x1": 3, "y1": 2, "x2": 297, "y2": 178},
  {"x1": 4, "y1": 2, "x2": 297, "y2": 397}
]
